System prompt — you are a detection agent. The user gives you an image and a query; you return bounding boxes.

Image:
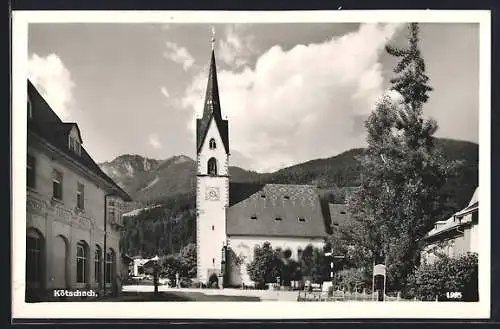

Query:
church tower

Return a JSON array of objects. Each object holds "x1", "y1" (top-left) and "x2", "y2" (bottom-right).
[{"x1": 196, "y1": 31, "x2": 230, "y2": 286}]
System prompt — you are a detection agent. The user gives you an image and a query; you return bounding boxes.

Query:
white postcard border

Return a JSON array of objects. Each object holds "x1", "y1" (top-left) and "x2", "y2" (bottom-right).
[{"x1": 12, "y1": 10, "x2": 491, "y2": 319}]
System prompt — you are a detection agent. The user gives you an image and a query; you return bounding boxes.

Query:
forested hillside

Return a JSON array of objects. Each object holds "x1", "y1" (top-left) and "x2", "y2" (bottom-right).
[{"x1": 113, "y1": 138, "x2": 478, "y2": 258}]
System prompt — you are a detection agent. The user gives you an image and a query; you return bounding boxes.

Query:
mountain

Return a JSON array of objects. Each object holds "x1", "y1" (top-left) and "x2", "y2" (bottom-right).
[
  {"x1": 100, "y1": 137, "x2": 478, "y2": 212},
  {"x1": 109, "y1": 138, "x2": 478, "y2": 258},
  {"x1": 99, "y1": 154, "x2": 260, "y2": 203}
]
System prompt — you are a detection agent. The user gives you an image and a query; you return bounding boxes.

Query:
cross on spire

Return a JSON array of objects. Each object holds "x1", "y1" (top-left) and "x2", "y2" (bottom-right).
[{"x1": 211, "y1": 26, "x2": 216, "y2": 50}]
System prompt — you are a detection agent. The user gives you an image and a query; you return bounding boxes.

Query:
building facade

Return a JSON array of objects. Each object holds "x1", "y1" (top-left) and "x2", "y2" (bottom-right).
[
  {"x1": 421, "y1": 187, "x2": 479, "y2": 264},
  {"x1": 196, "y1": 46, "x2": 329, "y2": 287},
  {"x1": 26, "y1": 80, "x2": 132, "y2": 301}
]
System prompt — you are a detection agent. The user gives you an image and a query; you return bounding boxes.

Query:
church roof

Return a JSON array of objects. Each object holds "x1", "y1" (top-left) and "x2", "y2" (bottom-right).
[
  {"x1": 328, "y1": 203, "x2": 351, "y2": 228},
  {"x1": 196, "y1": 50, "x2": 229, "y2": 154},
  {"x1": 27, "y1": 80, "x2": 131, "y2": 201},
  {"x1": 227, "y1": 183, "x2": 328, "y2": 238}
]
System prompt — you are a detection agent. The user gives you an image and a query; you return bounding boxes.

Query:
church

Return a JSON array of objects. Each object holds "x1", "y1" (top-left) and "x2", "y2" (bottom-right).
[{"x1": 196, "y1": 40, "x2": 332, "y2": 287}]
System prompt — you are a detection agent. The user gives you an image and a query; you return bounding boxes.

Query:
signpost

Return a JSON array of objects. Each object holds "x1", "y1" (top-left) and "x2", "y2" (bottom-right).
[
  {"x1": 325, "y1": 251, "x2": 345, "y2": 289},
  {"x1": 372, "y1": 251, "x2": 386, "y2": 301}
]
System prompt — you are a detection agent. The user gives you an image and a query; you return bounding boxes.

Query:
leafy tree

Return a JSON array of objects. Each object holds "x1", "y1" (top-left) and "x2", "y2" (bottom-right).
[
  {"x1": 299, "y1": 245, "x2": 328, "y2": 283},
  {"x1": 179, "y1": 243, "x2": 197, "y2": 278},
  {"x1": 162, "y1": 254, "x2": 182, "y2": 282},
  {"x1": 247, "y1": 242, "x2": 283, "y2": 287},
  {"x1": 335, "y1": 267, "x2": 369, "y2": 292},
  {"x1": 347, "y1": 23, "x2": 458, "y2": 292},
  {"x1": 409, "y1": 253, "x2": 478, "y2": 301}
]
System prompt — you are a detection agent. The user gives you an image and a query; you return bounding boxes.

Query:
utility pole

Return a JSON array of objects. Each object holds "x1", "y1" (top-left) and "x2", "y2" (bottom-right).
[{"x1": 325, "y1": 251, "x2": 345, "y2": 288}]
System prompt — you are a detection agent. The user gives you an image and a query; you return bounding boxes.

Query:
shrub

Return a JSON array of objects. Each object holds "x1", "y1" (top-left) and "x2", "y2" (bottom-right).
[{"x1": 410, "y1": 252, "x2": 478, "y2": 301}]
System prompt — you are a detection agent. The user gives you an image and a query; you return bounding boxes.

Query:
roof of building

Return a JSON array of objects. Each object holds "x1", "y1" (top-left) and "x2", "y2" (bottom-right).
[
  {"x1": 328, "y1": 203, "x2": 351, "y2": 228},
  {"x1": 196, "y1": 50, "x2": 229, "y2": 155},
  {"x1": 424, "y1": 187, "x2": 479, "y2": 240},
  {"x1": 27, "y1": 80, "x2": 131, "y2": 201},
  {"x1": 227, "y1": 183, "x2": 328, "y2": 238}
]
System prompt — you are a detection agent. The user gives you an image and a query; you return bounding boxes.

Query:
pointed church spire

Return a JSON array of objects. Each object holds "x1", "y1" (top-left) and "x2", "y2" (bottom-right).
[
  {"x1": 202, "y1": 28, "x2": 222, "y2": 122},
  {"x1": 196, "y1": 27, "x2": 229, "y2": 155}
]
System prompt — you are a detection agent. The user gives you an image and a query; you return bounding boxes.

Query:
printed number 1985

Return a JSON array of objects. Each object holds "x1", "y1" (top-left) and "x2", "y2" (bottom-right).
[{"x1": 446, "y1": 292, "x2": 463, "y2": 299}]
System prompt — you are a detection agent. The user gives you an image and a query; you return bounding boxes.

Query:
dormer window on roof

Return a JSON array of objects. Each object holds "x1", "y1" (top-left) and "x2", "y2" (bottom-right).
[
  {"x1": 298, "y1": 217, "x2": 306, "y2": 222},
  {"x1": 275, "y1": 217, "x2": 283, "y2": 221},
  {"x1": 250, "y1": 214, "x2": 257, "y2": 220},
  {"x1": 283, "y1": 195, "x2": 290, "y2": 200},
  {"x1": 69, "y1": 136, "x2": 81, "y2": 156}
]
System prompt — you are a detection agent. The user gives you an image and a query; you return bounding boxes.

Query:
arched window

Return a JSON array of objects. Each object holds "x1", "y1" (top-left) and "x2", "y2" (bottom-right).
[
  {"x1": 95, "y1": 245, "x2": 102, "y2": 284},
  {"x1": 26, "y1": 228, "x2": 44, "y2": 288},
  {"x1": 105, "y1": 249, "x2": 115, "y2": 284},
  {"x1": 209, "y1": 138, "x2": 216, "y2": 150},
  {"x1": 207, "y1": 157, "x2": 217, "y2": 176},
  {"x1": 76, "y1": 241, "x2": 89, "y2": 284}
]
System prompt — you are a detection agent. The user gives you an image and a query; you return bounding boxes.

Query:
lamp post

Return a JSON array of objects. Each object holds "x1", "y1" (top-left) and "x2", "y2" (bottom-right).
[
  {"x1": 325, "y1": 251, "x2": 345, "y2": 289},
  {"x1": 152, "y1": 255, "x2": 160, "y2": 296},
  {"x1": 103, "y1": 193, "x2": 114, "y2": 297}
]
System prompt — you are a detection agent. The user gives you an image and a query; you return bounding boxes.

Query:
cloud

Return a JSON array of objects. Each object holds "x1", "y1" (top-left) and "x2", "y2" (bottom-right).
[
  {"x1": 163, "y1": 41, "x2": 195, "y2": 71},
  {"x1": 182, "y1": 23, "x2": 402, "y2": 172},
  {"x1": 218, "y1": 24, "x2": 256, "y2": 68},
  {"x1": 148, "y1": 134, "x2": 162, "y2": 149},
  {"x1": 28, "y1": 53, "x2": 75, "y2": 120},
  {"x1": 160, "y1": 86, "x2": 170, "y2": 98}
]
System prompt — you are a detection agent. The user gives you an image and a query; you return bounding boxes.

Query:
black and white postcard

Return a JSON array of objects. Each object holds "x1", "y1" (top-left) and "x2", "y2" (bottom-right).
[{"x1": 12, "y1": 10, "x2": 491, "y2": 319}]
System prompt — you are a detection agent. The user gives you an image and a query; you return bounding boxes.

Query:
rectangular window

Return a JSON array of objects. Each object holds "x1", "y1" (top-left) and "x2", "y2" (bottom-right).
[
  {"x1": 74, "y1": 140, "x2": 81, "y2": 156},
  {"x1": 52, "y1": 169, "x2": 63, "y2": 200},
  {"x1": 69, "y1": 137, "x2": 74, "y2": 151},
  {"x1": 108, "y1": 199, "x2": 120, "y2": 225},
  {"x1": 77, "y1": 183, "x2": 85, "y2": 209},
  {"x1": 69, "y1": 137, "x2": 81, "y2": 156},
  {"x1": 27, "y1": 154, "x2": 36, "y2": 189},
  {"x1": 108, "y1": 209, "x2": 115, "y2": 223}
]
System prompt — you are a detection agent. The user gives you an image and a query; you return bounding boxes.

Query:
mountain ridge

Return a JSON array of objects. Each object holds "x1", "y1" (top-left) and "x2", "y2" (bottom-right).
[{"x1": 99, "y1": 137, "x2": 478, "y2": 213}]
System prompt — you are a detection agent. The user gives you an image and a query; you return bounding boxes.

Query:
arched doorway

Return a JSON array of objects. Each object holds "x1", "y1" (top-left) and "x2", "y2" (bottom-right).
[
  {"x1": 53, "y1": 235, "x2": 68, "y2": 288},
  {"x1": 26, "y1": 228, "x2": 44, "y2": 300}
]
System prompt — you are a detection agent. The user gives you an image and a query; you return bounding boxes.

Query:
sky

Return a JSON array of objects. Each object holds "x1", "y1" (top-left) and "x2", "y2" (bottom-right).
[{"x1": 27, "y1": 22, "x2": 479, "y2": 173}]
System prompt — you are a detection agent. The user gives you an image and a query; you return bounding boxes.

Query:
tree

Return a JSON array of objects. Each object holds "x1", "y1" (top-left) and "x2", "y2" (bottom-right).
[
  {"x1": 409, "y1": 253, "x2": 478, "y2": 301},
  {"x1": 347, "y1": 23, "x2": 458, "y2": 292},
  {"x1": 162, "y1": 254, "x2": 182, "y2": 282},
  {"x1": 335, "y1": 267, "x2": 368, "y2": 292},
  {"x1": 299, "y1": 245, "x2": 314, "y2": 280},
  {"x1": 179, "y1": 243, "x2": 197, "y2": 278},
  {"x1": 298, "y1": 245, "x2": 327, "y2": 283},
  {"x1": 247, "y1": 242, "x2": 283, "y2": 287}
]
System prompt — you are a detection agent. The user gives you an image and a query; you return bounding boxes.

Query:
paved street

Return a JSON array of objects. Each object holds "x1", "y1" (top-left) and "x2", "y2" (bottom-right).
[{"x1": 120, "y1": 285, "x2": 299, "y2": 301}]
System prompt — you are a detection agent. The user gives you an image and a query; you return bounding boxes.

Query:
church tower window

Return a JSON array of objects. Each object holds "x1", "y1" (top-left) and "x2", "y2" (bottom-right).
[
  {"x1": 209, "y1": 138, "x2": 216, "y2": 150},
  {"x1": 208, "y1": 157, "x2": 217, "y2": 176}
]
